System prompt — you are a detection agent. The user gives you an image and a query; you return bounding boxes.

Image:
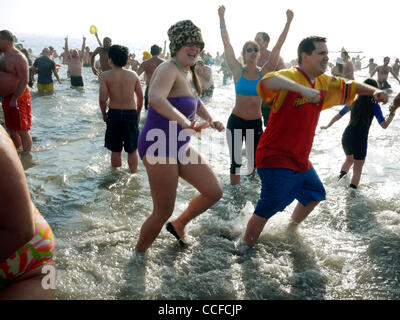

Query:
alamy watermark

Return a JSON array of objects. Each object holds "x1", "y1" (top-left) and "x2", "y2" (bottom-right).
[
  {"x1": 143, "y1": 121, "x2": 256, "y2": 174},
  {"x1": 41, "y1": 264, "x2": 56, "y2": 290}
]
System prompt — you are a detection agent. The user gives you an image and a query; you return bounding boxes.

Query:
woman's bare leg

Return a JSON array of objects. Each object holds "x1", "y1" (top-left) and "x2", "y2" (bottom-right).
[
  {"x1": 135, "y1": 156, "x2": 179, "y2": 252},
  {"x1": 127, "y1": 151, "x2": 139, "y2": 173},
  {"x1": 170, "y1": 148, "x2": 223, "y2": 239},
  {"x1": 350, "y1": 159, "x2": 365, "y2": 188},
  {"x1": 341, "y1": 154, "x2": 354, "y2": 173}
]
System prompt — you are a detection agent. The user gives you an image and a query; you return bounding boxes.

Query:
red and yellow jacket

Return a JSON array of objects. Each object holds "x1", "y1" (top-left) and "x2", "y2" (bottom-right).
[{"x1": 256, "y1": 67, "x2": 357, "y2": 172}]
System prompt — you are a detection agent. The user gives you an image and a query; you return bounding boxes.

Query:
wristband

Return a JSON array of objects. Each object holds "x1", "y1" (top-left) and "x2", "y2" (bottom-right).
[{"x1": 220, "y1": 25, "x2": 226, "y2": 29}]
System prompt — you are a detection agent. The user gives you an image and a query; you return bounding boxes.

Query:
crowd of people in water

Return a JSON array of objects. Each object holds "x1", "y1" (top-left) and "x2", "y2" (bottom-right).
[{"x1": 1, "y1": 4, "x2": 400, "y2": 299}]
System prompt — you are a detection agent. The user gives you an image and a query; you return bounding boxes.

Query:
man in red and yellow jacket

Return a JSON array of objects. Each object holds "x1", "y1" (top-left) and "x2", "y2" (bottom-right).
[{"x1": 242, "y1": 36, "x2": 388, "y2": 247}]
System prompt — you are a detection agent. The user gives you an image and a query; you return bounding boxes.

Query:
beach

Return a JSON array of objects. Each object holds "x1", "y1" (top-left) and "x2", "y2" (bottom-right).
[{"x1": 2, "y1": 34, "x2": 400, "y2": 300}]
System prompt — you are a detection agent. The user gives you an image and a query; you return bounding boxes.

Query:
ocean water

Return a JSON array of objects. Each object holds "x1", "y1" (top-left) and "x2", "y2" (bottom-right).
[{"x1": 6, "y1": 35, "x2": 400, "y2": 300}]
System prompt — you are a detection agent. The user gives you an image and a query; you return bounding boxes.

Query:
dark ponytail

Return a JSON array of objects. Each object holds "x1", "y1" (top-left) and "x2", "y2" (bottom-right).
[
  {"x1": 190, "y1": 65, "x2": 202, "y2": 96},
  {"x1": 349, "y1": 78, "x2": 378, "y2": 127}
]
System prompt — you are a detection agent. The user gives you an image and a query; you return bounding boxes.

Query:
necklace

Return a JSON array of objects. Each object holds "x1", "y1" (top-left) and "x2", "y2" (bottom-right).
[
  {"x1": 171, "y1": 58, "x2": 189, "y2": 75},
  {"x1": 170, "y1": 58, "x2": 199, "y2": 117}
]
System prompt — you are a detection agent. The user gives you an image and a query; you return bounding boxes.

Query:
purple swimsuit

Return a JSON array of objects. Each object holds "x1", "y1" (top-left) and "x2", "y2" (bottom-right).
[{"x1": 138, "y1": 96, "x2": 201, "y2": 160}]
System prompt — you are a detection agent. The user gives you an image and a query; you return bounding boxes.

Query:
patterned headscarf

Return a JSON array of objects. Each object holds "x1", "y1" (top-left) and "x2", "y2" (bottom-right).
[{"x1": 167, "y1": 20, "x2": 204, "y2": 57}]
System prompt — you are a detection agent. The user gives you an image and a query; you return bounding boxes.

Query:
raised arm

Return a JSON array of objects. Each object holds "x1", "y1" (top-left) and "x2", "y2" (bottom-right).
[
  {"x1": 64, "y1": 36, "x2": 70, "y2": 60},
  {"x1": 80, "y1": 36, "x2": 86, "y2": 62},
  {"x1": 261, "y1": 9, "x2": 293, "y2": 76},
  {"x1": 218, "y1": 5, "x2": 242, "y2": 79},
  {"x1": 94, "y1": 32, "x2": 102, "y2": 47}
]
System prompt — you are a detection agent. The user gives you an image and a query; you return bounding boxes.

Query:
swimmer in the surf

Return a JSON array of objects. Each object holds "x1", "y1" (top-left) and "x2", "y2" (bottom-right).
[
  {"x1": 0, "y1": 30, "x2": 34, "y2": 151},
  {"x1": 91, "y1": 33, "x2": 112, "y2": 76},
  {"x1": 137, "y1": 44, "x2": 165, "y2": 110},
  {"x1": 341, "y1": 49, "x2": 354, "y2": 80},
  {"x1": 362, "y1": 58, "x2": 378, "y2": 77},
  {"x1": 99, "y1": 45, "x2": 143, "y2": 173},
  {"x1": 32, "y1": 47, "x2": 62, "y2": 93},
  {"x1": 64, "y1": 35, "x2": 86, "y2": 88},
  {"x1": 321, "y1": 79, "x2": 400, "y2": 189},
  {"x1": 255, "y1": 29, "x2": 287, "y2": 128},
  {"x1": 135, "y1": 19, "x2": 225, "y2": 253},
  {"x1": 370, "y1": 57, "x2": 400, "y2": 90}
]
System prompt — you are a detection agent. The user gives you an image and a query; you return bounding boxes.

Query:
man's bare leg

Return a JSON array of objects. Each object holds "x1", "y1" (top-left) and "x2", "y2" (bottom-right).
[
  {"x1": 18, "y1": 130, "x2": 32, "y2": 151},
  {"x1": 8, "y1": 129, "x2": 22, "y2": 149},
  {"x1": 111, "y1": 152, "x2": 122, "y2": 168},
  {"x1": 243, "y1": 214, "x2": 269, "y2": 247},
  {"x1": 288, "y1": 201, "x2": 320, "y2": 231}
]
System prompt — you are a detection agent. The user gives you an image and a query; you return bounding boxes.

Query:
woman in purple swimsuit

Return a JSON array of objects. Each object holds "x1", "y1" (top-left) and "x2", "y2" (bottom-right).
[{"x1": 135, "y1": 20, "x2": 225, "y2": 252}]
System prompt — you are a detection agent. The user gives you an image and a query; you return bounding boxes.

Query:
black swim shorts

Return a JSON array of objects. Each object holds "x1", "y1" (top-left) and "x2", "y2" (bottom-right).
[
  {"x1": 71, "y1": 76, "x2": 84, "y2": 87},
  {"x1": 105, "y1": 109, "x2": 139, "y2": 153}
]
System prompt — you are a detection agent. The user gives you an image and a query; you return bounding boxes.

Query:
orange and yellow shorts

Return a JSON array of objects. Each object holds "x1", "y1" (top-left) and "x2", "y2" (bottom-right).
[
  {"x1": 37, "y1": 82, "x2": 54, "y2": 92},
  {"x1": 1, "y1": 88, "x2": 32, "y2": 131},
  {"x1": 0, "y1": 204, "x2": 55, "y2": 286}
]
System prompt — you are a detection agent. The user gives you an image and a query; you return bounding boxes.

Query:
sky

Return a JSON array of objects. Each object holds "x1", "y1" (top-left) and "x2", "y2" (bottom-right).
[{"x1": 1, "y1": 0, "x2": 399, "y2": 62}]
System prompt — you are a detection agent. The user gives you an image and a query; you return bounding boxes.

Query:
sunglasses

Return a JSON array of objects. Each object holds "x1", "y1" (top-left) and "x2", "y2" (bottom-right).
[
  {"x1": 246, "y1": 47, "x2": 259, "y2": 53},
  {"x1": 186, "y1": 43, "x2": 203, "y2": 49}
]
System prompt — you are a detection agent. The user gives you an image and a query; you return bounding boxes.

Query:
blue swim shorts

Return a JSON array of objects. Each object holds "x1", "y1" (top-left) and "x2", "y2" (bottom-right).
[{"x1": 254, "y1": 166, "x2": 326, "y2": 219}]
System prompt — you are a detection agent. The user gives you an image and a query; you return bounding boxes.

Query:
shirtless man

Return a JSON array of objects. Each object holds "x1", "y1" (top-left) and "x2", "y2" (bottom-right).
[
  {"x1": 0, "y1": 30, "x2": 33, "y2": 151},
  {"x1": 99, "y1": 45, "x2": 143, "y2": 172},
  {"x1": 64, "y1": 35, "x2": 86, "y2": 87},
  {"x1": 128, "y1": 53, "x2": 140, "y2": 72},
  {"x1": 362, "y1": 58, "x2": 378, "y2": 77},
  {"x1": 83, "y1": 46, "x2": 91, "y2": 67},
  {"x1": 32, "y1": 48, "x2": 62, "y2": 92},
  {"x1": 341, "y1": 50, "x2": 354, "y2": 80},
  {"x1": 137, "y1": 44, "x2": 165, "y2": 110},
  {"x1": 195, "y1": 59, "x2": 214, "y2": 101},
  {"x1": 371, "y1": 57, "x2": 400, "y2": 90},
  {"x1": 255, "y1": 32, "x2": 286, "y2": 70},
  {"x1": 91, "y1": 34, "x2": 112, "y2": 76},
  {"x1": 255, "y1": 32, "x2": 286, "y2": 127}
]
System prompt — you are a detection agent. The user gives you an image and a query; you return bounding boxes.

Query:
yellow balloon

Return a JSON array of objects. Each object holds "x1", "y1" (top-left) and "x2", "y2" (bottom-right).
[
  {"x1": 142, "y1": 51, "x2": 152, "y2": 61},
  {"x1": 90, "y1": 25, "x2": 97, "y2": 34}
]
